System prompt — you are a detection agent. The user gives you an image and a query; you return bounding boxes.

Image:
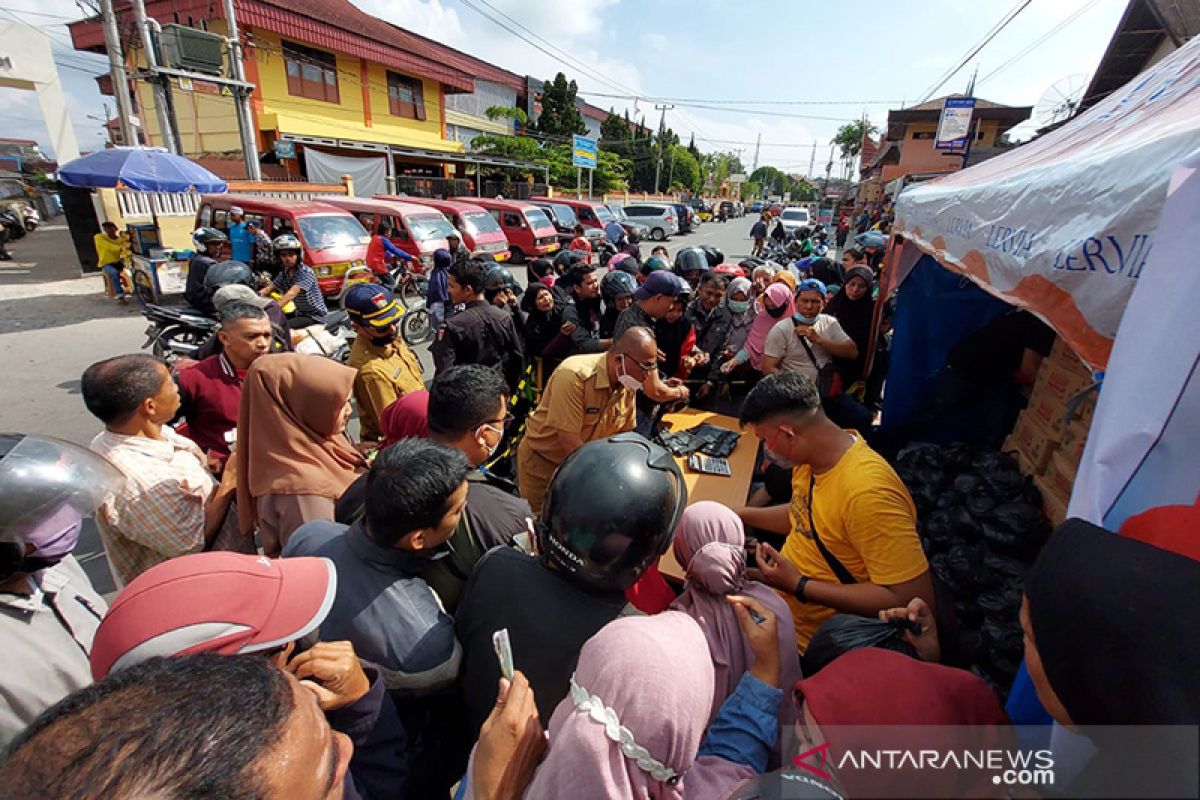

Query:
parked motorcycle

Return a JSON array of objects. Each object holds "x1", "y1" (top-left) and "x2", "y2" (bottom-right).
[{"x1": 140, "y1": 303, "x2": 220, "y2": 363}]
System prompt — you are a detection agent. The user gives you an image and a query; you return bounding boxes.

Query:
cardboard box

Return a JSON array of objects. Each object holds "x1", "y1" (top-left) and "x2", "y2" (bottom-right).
[
  {"x1": 1002, "y1": 434, "x2": 1039, "y2": 477},
  {"x1": 1025, "y1": 389, "x2": 1071, "y2": 435},
  {"x1": 1009, "y1": 411, "x2": 1059, "y2": 474},
  {"x1": 1033, "y1": 353, "x2": 1095, "y2": 410},
  {"x1": 1035, "y1": 473, "x2": 1070, "y2": 526},
  {"x1": 1042, "y1": 452, "x2": 1077, "y2": 503}
]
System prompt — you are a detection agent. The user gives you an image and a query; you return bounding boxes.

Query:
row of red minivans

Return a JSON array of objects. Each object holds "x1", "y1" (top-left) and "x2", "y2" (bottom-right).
[{"x1": 195, "y1": 193, "x2": 615, "y2": 295}]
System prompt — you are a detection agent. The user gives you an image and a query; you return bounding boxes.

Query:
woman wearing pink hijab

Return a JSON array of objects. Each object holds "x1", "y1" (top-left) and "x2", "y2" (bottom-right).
[
  {"x1": 717, "y1": 282, "x2": 794, "y2": 375},
  {"x1": 670, "y1": 502, "x2": 801, "y2": 725},
  {"x1": 467, "y1": 605, "x2": 787, "y2": 799}
]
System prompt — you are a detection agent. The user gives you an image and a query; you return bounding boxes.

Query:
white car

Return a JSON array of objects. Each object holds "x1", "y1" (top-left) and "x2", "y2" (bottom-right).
[{"x1": 779, "y1": 207, "x2": 812, "y2": 236}]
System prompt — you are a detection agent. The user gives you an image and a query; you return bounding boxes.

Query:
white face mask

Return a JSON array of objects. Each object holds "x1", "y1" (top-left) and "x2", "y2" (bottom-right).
[{"x1": 616, "y1": 354, "x2": 644, "y2": 393}]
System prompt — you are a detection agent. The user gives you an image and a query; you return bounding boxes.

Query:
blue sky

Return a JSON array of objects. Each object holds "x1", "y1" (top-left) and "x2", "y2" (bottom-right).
[{"x1": 1, "y1": 0, "x2": 1130, "y2": 173}]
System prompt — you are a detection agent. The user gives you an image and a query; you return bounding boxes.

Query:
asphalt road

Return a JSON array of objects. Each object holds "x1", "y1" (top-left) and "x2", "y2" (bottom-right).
[{"x1": 0, "y1": 213, "x2": 760, "y2": 594}]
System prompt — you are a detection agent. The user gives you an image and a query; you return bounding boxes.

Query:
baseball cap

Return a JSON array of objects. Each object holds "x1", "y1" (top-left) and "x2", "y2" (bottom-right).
[
  {"x1": 213, "y1": 283, "x2": 271, "y2": 311},
  {"x1": 344, "y1": 283, "x2": 403, "y2": 328},
  {"x1": 633, "y1": 270, "x2": 684, "y2": 301},
  {"x1": 90, "y1": 552, "x2": 337, "y2": 679}
]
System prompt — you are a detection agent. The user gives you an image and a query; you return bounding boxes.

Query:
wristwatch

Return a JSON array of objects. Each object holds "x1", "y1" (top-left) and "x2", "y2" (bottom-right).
[{"x1": 794, "y1": 576, "x2": 810, "y2": 602}]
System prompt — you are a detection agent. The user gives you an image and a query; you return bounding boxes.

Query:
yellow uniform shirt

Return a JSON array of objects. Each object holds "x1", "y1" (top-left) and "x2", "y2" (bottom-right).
[
  {"x1": 93, "y1": 233, "x2": 128, "y2": 267},
  {"x1": 780, "y1": 434, "x2": 928, "y2": 652},
  {"x1": 517, "y1": 352, "x2": 636, "y2": 514},
  {"x1": 347, "y1": 335, "x2": 425, "y2": 442}
]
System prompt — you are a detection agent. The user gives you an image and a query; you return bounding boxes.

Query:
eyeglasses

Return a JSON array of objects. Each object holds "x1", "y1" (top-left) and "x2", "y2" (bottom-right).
[
  {"x1": 476, "y1": 413, "x2": 514, "y2": 437},
  {"x1": 623, "y1": 355, "x2": 658, "y2": 372}
]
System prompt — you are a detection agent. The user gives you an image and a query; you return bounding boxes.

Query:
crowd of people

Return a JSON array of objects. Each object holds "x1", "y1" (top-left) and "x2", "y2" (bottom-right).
[{"x1": 2, "y1": 205, "x2": 1197, "y2": 800}]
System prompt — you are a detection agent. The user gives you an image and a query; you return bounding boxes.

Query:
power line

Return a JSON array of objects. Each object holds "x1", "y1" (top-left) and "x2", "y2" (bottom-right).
[
  {"x1": 976, "y1": 0, "x2": 1101, "y2": 87},
  {"x1": 577, "y1": 91, "x2": 904, "y2": 106},
  {"x1": 916, "y1": 0, "x2": 1032, "y2": 103}
]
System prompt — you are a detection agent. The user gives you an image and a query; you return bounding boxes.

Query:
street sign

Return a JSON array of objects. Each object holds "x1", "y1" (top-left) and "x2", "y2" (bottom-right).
[
  {"x1": 935, "y1": 97, "x2": 975, "y2": 150},
  {"x1": 729, "y1": 173, "x2": 747, "y2": 183},
  {"x1": 572, "y1": 134, "x2": 597, "y2": 169},
  {"x1": 274, "y1": 139, "x2": 296, "y2": 160}
]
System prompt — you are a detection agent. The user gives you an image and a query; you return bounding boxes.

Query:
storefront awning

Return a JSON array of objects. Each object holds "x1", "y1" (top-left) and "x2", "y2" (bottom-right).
[{"x1": 278, "y1": 134, "x2": 546, "y2": 173}]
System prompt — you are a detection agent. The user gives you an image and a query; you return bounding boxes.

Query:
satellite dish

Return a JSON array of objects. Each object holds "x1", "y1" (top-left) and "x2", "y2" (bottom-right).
[{"x1": 1034, "y1": 74, "x2": 1087, "y2": 127}]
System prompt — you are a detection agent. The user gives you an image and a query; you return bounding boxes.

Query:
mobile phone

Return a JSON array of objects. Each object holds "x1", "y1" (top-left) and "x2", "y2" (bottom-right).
[
  {"x1": 886, "y1": 617, "x2": 924, "y2": 636},
  {"x1": 492, "y1": 628, "x2": 514, "y2": 681}
]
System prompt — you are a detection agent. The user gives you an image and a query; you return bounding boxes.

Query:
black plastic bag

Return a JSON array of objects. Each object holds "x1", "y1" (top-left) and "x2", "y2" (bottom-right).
[
  {"x1": 947, "y1": 506, "x2": 981, "y2": 541},
  {"x1": 953, "y1": 474, "x2": 981, "y2": 494},
  {"x1": 976, "y1": 584, "x2": 1023, "y2": 616},
  {"x1": 980, "y1": 469, "x2": 1025, "y2": 504},
  {"x1": 946, "y1": 542, "x2": 985, "y2": 591},
  {"x1": 935, "y1": 490, "x2": 962, "y2": 511},
  {"x1": 981, "y1": 616, "x2": 1024, "y2": 657},
  {"x1": 802, "y1": 613, "x2": 919, "y2": 676},
  {"x1": 965, "y1": 488, "x2": 998, "y2": 517},
  {"x1": 982, "y1": 552, "x2": 1028, "y2": 582},
  {"x1": 941, "y1": 442, "x2": 974, "y2": 472},
  {"x1": 980, "y1": 521, "x2": 1023, "y2": 556},
  {"x1": 924, "y1": 510, "x2": 959, "y2": 548}
]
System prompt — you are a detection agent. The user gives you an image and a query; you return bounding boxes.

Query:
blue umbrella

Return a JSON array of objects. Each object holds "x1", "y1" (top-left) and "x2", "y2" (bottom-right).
[{"x1": 59, "y1": 146, "x2": 227, "y2": 193}]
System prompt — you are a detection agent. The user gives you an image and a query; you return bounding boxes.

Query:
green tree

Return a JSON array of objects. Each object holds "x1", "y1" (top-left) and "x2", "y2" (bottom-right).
[
  {"x1": 666, "y1": 144, "x2": 700, "y2": 193},
  {"x1": 601, "y1": 109, "x2": 631, "y2": 142},
  {"x1": 833, "y1": 119, "x2": 879, "y2": 162},
  {"x1": 534, "y1": 73, "x2": 587, "y2": 138},
  {"x1": 470, "y1": 133, "x2": 628, "y2": 194},
  {"x1": 484, "y1": 105, "x2": 528, "y2": 128},
  {"x1": 687, "y1": 134, "x2": 701, "y2": 162}
]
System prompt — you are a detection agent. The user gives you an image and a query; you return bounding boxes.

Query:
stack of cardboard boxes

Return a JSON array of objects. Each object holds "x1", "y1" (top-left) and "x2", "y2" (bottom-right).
[{"x1": 1003, "y1": 338, "x2": 1098, "y2": 525}]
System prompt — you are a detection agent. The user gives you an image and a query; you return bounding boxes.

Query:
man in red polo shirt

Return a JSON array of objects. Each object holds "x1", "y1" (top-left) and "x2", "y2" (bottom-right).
[{"x1": 175, "y1": 303, "x2": 273, "y2": 464}]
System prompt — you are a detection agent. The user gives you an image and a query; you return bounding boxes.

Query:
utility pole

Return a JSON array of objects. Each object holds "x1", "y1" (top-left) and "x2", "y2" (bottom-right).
[
  {"x1": 223, "y1": 0, "x2": 262, "y2": 180},
  {"x1": 751, "y1": 132, "x2": 761, "y2": 173},
  {"x1": 653, "y1": 103, "x2": 673, "y2": 195},
  {"x1": 808, "y1": 141, "x2": 816, "y2": 180},
  {"x1": 822, "y1": 142, "x2": 835, "y2": 200},
  {"x1": 131, "y1": 0, "x2": 180, "y2": 154},
  {"x1": 99, "y1": 0, "x2": 138, "y2": 148}
]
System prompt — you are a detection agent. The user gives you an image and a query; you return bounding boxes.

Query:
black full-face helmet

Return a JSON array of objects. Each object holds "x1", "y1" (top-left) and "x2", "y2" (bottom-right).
[{"x1": 538, "y1": 433, "x2": 687, "y2": 592}]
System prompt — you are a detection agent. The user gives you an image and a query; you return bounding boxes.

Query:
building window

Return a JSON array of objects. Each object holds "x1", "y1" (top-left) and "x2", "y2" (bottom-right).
[
  {"x1": 388, "y1": 72, "x2": 426, "y2": 120},
  {"x1": 912, "y1": 131, "x2": 935, "y2": 140},
  {"x1": 283, "y1": 40, "x2": 339, "y2": 104}
]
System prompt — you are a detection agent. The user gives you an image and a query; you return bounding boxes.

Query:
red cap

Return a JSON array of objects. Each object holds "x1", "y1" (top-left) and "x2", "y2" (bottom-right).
[{"x1": 90, "y1": 552, "x2": 337, "y2": 679}]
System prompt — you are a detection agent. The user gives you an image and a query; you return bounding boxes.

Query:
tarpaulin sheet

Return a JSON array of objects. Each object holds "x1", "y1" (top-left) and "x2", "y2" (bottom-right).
[
  {"x1": 305, "y1": 148, "x2": 387, "y2": 198},
  {"x1": 892, "y1": 35, "x2": 1200, "y2": 370}
]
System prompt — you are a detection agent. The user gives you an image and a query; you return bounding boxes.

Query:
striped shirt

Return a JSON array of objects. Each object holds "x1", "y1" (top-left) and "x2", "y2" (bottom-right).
[
  {"x1": 272, "y1": 263, "x2": 329, "y2": 322},
  {"x1": 90, "y1": 427, "x2": 216, "y2": 587}
]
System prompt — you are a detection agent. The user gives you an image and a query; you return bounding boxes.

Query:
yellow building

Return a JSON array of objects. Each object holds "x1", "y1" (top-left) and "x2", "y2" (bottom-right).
[{"x1": 68, "y1": 0, "x2": 534, "y2": 191}]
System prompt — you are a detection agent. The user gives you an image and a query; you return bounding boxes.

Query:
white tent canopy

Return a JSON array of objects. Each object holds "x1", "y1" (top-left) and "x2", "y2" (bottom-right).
[{"x1": 892, "y1": 35, "x2": 1200, "y2": 370}]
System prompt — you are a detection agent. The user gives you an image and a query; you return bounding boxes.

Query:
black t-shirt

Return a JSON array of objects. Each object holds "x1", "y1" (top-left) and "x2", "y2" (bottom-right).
[
  {"x1": 455, "y1": 547, "x2": 628, "y2": 737},
  {"x1": 947, "y1": 310, "x2": 1054, "y2": 384},
  {"x1": 185, "y1": 254, "x2": 218, "y2": 313}
]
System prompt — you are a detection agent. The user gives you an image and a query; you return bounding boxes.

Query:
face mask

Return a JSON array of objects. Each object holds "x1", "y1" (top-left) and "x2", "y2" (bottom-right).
[
  {"x1": 616, "y1": 355, "x2": 644, "y2": 393},
  {"x1": 25, "y1": 505, "x2": 83, "y2": 560},
  {"x1": 728, "y1": 300, "x2": 750, "y2": 314},
  {"x1": 766, "y1": 303, "x2": 788, "y2": 319},
  {"x1": 793, "y1": 312, "x2": 818, "y2": 326},
  {"x1": 762, "y1": 448, "x2": 795, "y2": 469},
  {"x1": 478, "y1": 424, "x2": 503, "y2": 457}
]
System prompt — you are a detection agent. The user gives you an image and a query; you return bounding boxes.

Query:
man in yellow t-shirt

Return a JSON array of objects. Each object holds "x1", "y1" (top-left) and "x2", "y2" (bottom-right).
[
  {"x1": 516, "y1": 326, "x2": 653, "y2": 515},
  {"x1": 736, "y1": 370, "x2": 932, "y2": 653},
  {"x1": 93, "y1": 221, "x2": 130, "y2": 303}
]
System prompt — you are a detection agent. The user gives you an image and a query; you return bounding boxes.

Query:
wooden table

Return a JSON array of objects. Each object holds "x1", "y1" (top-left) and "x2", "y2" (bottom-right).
[{"x1": 658, "y1": 409, "x2": 760, "y2": 581}]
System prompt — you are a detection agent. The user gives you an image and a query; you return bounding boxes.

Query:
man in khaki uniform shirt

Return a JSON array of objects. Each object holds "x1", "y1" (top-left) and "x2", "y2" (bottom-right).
[
  {"x1": 344, "y1": 284, "x2": 425, "y2": 442},
  {"x1": 517, "y1": 327, "x2": 657, "y2": 514}
]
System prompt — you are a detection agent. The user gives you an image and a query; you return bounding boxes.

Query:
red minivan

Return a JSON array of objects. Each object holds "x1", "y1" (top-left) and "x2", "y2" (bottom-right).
[
  {"x1": 383, "y1": 196, "x2": 510, "y2": 262},
  {"x1": 452, "y1": 197, "x2": 559, "y2": 262},
  {"x1": 320, "y1": 196, "x2": 460, "y2": 273},
  {"x1": 196, "y1": 194, "x2": 369, "y2": 296},
  {"x1": 529, "y1": 196, "x2": 619, "y2": 232}
]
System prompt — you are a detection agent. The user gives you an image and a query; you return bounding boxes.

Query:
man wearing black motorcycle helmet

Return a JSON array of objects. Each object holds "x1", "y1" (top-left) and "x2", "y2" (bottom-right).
[
  {"x1": 260, "y1": 234, "x2": 329, "y2": 327},
  {"x1": 674, "y1": 246, "x2": 711, "y2": 290},
  {"x1": 456, "y1": 432, "x2": 686, "y2": 739},
  {"x1": 0, "y1": 434, "x2": 123, "y2": 747},
  {"x1": 185, "y1": 227, "x2": 228, "y2": 314}
]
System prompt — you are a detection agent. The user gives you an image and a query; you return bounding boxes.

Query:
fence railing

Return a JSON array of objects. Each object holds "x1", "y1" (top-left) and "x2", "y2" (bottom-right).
[{"x1": 116, "y1": 191, "x2": 201, "y2": 218}]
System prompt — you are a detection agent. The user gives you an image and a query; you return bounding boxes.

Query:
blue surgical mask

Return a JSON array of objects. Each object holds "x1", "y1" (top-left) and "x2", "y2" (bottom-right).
[
  {"x1": 793, "y1": 312, "x2": 818, "y2": 326},
  {"x1": 728, "y1": 299, "x2": 750, "y2": 314}
]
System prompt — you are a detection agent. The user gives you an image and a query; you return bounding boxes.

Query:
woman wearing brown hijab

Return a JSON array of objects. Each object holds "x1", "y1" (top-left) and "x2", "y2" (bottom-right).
[{"x1": 235, "y1": 353, "x2": 366, "y2": 555}]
